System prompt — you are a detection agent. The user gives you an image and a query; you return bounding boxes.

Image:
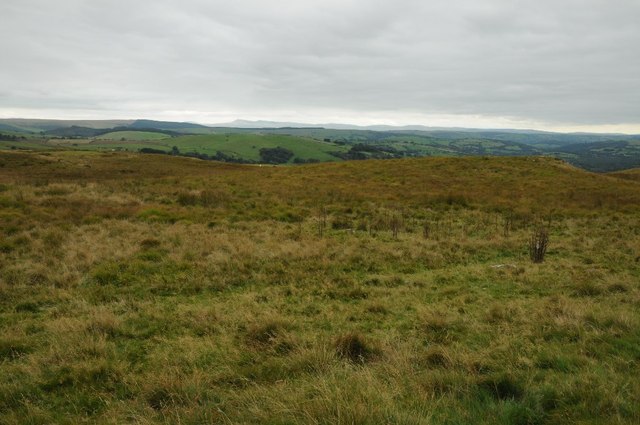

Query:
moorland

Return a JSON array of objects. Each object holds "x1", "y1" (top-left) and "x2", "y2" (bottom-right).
[{"x1": 0, "y1": 149, "x2": 639, "y2": 424}]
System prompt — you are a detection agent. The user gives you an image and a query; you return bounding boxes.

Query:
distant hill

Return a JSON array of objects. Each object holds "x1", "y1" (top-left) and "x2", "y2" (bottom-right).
[
  {"x1": 47, "y1": 126, "x2": 104, "y2": 138},
  {"x1": 0, "y1": 118, "x2": 134, "y2": 132},
  {"x1": 2, "y1": 118, "x2": 639, "y2": 172},
  {"x1": 0, "y1": 122, "x2": 30, "y2": 133},
  {"x1": 211, "y1": 119, "x2": 640, "y2": 137},
  {"x1": 129, "y1": 119, "x2": 209, "y2": 131}
]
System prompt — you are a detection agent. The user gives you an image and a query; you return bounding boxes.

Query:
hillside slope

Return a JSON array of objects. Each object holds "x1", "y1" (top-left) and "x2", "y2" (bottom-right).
[
  {"x1": 0, "y1": 152, "x2": 636, "y2": 212},
  {"x1": 609, "y1": 168, "x2": 640, "y2": 182}
]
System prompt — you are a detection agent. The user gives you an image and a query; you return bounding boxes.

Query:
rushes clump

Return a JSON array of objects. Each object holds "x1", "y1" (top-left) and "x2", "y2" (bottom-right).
[{"x1": 529, "y1": 227, "x2": 549, "y2": 263}]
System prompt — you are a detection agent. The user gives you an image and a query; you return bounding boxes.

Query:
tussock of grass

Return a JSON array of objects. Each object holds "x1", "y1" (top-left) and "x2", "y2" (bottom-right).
[
  {"x1": 478, "y1": 373, "x2": 525, "y2": 400},
  {"x1": 334, "y1": 332, "x2": 379, "y2": 364},
  {"x1": 420, "y1": 345, "x2": 454, "y2": 369},
  {"x1": 418, "y1": 309, "x2": 464, "y2": 344},
  {"x1": 244, "y1": 318, "x2": 296, "y2": 354},
  {"x1": 365, "y1": 302, "x2": 388, "y2": 315},
  {"x1": 0, "y1": 338, "x2": 31, "y2": 361},
  {"x1": 139, "y1": 237, "x2": 161, "y2": 249}
]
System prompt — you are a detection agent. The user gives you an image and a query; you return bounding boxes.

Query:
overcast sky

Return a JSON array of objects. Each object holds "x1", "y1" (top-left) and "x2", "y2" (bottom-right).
[{"x1": 1, "y1": 0, "x2": 639, "y2": 132}]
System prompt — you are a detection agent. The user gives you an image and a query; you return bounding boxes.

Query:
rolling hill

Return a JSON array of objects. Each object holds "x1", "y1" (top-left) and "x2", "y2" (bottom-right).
[{"x1": 0, "y1": 118, "x2": 134, "y2": 133}]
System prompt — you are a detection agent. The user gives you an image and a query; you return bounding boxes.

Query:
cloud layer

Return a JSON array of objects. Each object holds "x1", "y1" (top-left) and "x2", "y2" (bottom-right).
[{"x1": 1, "y1": 0, "x2": 639, "y2": 131}]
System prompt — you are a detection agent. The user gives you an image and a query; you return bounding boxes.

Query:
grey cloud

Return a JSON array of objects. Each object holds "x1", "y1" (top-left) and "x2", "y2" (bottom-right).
[{"x1": 0, "y1": 0, "x2": 638, "y2": 129}]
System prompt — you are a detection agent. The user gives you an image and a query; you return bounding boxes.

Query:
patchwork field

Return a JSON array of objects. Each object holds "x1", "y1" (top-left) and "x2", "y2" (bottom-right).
[
  {"x1": 166, "y1": 134, "x2": 347, "y2": 161},
  {"x1": 40, "y1": 133, "x2": 349, "y2": 163},
  {"x1": 3, "y1": 118, "x2": 640, "y2": 170},
  {"x1": 0, "y1": 151, "x2": 639, "y2": 424}
]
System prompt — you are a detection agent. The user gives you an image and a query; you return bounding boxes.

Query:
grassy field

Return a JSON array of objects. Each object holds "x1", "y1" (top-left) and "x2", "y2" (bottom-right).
[
  {"x1": 0, "y1": 140, "x2": 50, "y2": 151},
  {"x1": 27, "y1": 133, "x2": 350, "y2": 163},
  {"x1": 95, "y1": 131, "x2": 172, "y2": 141},
  {"x1": 229, "y1": 129, "x2": 540, "y2": 158},
  {"x1": 166, "y1": 134, "x2": 347, "y2": 161},
  {"x1": 0, "y1": 151, "x2": 639, "y2": 424}
]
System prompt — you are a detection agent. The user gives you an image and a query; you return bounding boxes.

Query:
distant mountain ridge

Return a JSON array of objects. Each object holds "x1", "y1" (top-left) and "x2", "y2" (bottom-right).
[
  {"x1": 129, "y1": 119, "x2": 209, "y2": 130},
  {"x1": 2, "y1": 117, "x2": 638, "y2": 138},
  {"x1": 210, "y1": 119, "x2": 637, "y2": 136},
  {"x1": 211, "y1": 119, "x2": 541, "y2": 132},
  {"x1": 0, "y1": 118, "x2": 135, "y2": 132}
]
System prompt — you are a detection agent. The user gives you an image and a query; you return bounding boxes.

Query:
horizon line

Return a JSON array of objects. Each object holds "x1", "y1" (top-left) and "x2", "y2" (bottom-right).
[{"x1": 2, "y1": 116, "x2": 640, "y2": 136}]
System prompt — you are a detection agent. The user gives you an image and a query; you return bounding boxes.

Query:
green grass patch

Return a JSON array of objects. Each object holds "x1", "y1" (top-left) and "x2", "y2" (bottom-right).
[{"x1": 95, "y1": 131, "x2": 172, "y2": 141}]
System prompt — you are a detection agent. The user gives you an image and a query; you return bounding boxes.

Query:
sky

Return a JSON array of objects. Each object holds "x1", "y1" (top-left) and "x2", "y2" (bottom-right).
[{"x1": 1, "y1": 0, "x2": 639, "y2": 133}]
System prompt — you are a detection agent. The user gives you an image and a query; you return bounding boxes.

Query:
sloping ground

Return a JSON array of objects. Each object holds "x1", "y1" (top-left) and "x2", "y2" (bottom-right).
[
  {"x1": 552, "y1": 140, "x2": 640, "y2": 172},
  {"x1": 0, "y1": 151, "x2": 243, "y2": 182},
  {"x1": 0, "y1": 118, "x2": 134, "y2": 132},
  {"x1": 0, "y1": 151, "x2": 635, "y2": 214},
  {"x1": 0, "y1": 152, "x2": 639, "y2": 424},
  {"x1": 609, "y1": 168, "x2": 640, "y2": 182}
]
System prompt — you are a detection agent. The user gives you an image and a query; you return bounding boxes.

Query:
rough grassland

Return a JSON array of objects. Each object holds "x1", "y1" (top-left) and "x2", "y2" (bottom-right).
[
  {"x1": 609, "y1": 168, "x2": 640, "y2": 182},
  {"x1": 0, "y1": 151, "x2": 639, "y2": 424}
]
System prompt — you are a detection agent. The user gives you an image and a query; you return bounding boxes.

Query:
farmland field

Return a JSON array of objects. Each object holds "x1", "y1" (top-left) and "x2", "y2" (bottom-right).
[
  {"x1": 0, "y1": 151, "x2": 639, "y2": 424},
  {"x1": 95, "y1": 131, "x2": 172, "y2": 141},
  {"x1": 36, "y1": 133, "x2": 350, "y2": 163},
  {"x1": 168, "y1": 134, "x2": 348, "y2": 161}
]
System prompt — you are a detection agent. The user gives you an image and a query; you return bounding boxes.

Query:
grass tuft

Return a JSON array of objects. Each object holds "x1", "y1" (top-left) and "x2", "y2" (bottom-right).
[
  {"x1": 0, "y1": 338, "x2": 31, "y2": 360},
  {"x1": 420, "y1": 345, "x2": 453, "y2": 368},
  {"x1": 478, "y1": 373, "x2": 525, "y2": 400},
  {"x1": 334, "y1": 332, "x2": 378, "y2": 364}
]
